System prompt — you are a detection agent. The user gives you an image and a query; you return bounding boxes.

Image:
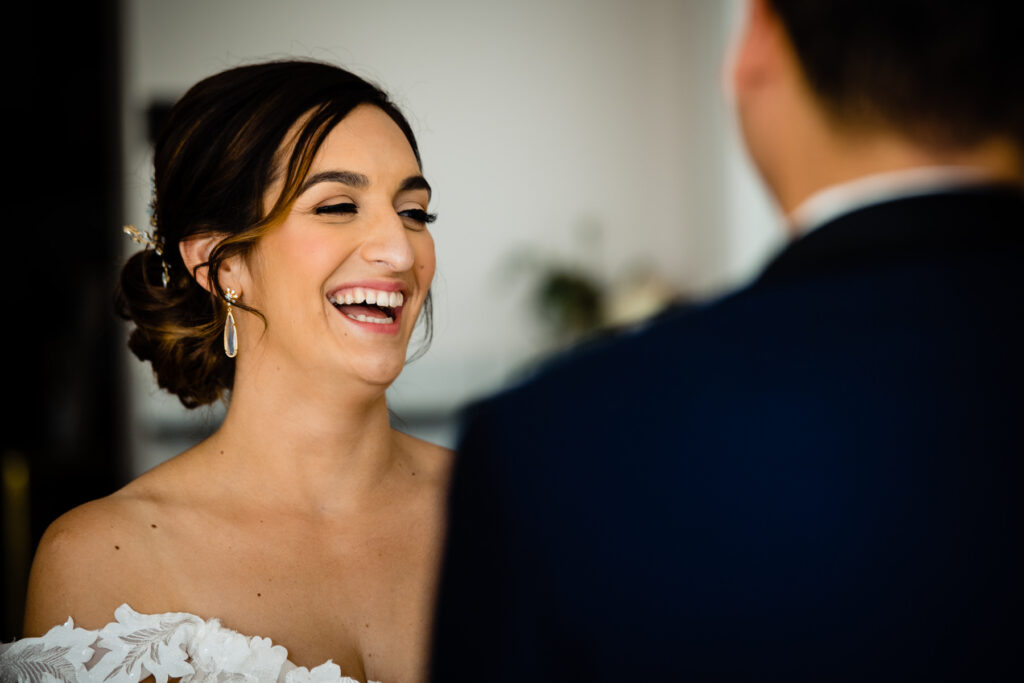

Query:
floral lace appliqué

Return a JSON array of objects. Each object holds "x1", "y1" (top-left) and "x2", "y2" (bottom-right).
[
  {"x1": 0, "y1": 605, "x2": 380, "y2": 683},
  {"x1": 0, "y1": 618, "x2": 95, "y2": 682}
]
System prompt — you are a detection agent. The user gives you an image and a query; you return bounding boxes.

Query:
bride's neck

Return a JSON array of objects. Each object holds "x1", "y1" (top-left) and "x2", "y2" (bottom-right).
[{"x1": 197, "y1": 357, "x2": 401, "y2": 515}]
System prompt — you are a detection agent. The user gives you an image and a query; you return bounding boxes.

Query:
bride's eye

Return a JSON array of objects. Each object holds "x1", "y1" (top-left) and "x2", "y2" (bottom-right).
[
  {"x1": 399, "y1": 208, "x2": 437, "y2": 229},
  {"x1": 315, "y1": 202, "x2": 358, "y2": 216}
]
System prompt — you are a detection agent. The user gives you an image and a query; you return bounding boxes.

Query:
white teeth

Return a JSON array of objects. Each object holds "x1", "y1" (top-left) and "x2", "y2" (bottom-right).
[
  {"x1": 329, "y1": 287, "x2": 405, "y2": 308},
  {"x1": 345, "y1": 313, "x2": 394, "y2": 324}
]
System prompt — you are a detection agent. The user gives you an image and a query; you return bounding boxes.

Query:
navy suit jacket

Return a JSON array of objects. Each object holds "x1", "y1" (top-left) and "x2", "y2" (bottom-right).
[{"x1": 431, "y1": 187, "x2": 1023, "y2": 681}]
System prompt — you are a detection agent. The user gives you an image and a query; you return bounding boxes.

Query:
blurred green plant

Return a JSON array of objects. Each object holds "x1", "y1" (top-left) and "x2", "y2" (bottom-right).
[{"x1": 534, "y1": 269, "x2": 604, "y2": 341}]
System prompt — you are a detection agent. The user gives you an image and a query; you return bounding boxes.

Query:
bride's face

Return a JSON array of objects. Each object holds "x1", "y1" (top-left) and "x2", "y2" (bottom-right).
[{"x1": 239, "y1": 104, "x2": 436, "y2": 387}]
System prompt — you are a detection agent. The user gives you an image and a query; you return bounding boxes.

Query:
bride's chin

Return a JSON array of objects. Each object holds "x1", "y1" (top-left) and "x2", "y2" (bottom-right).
[{"x1": 338, "y1": 355, "x2": 408, "y2": 389}]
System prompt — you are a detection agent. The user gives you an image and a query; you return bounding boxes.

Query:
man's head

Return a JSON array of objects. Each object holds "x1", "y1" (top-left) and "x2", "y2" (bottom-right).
[{"x1": 730, "y1": 0, "x2": 1024, "y2": 215}]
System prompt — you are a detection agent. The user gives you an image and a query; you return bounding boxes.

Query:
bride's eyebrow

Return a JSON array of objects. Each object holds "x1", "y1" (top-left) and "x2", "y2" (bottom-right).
[
  {"x1": 297, "y1": 171, "x2": 432, "y2": 198},
  {"x1": 399, "y1": 175, "x2": 432, "y2": 199},
  {"x1": 299, "y1": 170, "x2": 370, "y2": 194}
]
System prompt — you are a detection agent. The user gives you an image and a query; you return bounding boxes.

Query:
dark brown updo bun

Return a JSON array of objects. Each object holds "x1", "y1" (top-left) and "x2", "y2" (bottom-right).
[{"x1": 116, "y1": 60, "x2": 426, "y2": 408}]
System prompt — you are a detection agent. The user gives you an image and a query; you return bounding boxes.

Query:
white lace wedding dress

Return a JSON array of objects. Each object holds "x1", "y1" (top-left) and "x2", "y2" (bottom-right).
[{"x1": 0, "y1": 604, "x2": 381, "y2": 683}]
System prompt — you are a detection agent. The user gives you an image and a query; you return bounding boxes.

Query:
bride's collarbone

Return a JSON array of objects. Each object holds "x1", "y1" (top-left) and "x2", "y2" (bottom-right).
[
  {"x1": 94, "y1": 524, "x2": 424, "y2": 680},
  {"x1": 129, "y1": 502, "x2": 434, "y2": 667},
  {"x1": 30, "y1": 448, "x2": 446, "y2": 678}
]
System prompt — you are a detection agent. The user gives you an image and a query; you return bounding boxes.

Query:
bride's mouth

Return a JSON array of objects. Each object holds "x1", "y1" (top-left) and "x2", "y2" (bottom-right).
[{"x1": 327, "y1": 286, "x2": 405, "y2": 328}]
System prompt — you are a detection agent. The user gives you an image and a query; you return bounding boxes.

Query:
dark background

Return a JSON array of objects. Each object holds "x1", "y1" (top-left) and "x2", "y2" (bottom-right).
[{"x1": 3, "y1": 1, "x2": 126, "y2": 639}]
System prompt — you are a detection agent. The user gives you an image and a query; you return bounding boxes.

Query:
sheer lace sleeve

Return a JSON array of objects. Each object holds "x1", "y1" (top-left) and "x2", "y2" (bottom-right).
[{"x1": 0, "y1": 604, "x2": 380, "y2": 683}]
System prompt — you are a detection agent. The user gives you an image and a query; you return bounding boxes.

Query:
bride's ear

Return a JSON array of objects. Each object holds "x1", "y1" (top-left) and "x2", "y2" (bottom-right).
[{"x1": 179, "y1": 233, "x2": 246, "y2": 294}]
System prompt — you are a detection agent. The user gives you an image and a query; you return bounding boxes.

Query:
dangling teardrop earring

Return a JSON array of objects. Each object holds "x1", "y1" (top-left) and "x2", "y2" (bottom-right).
[{"x1": 223, "y1": 288, "x2": 239, "y2": 358}]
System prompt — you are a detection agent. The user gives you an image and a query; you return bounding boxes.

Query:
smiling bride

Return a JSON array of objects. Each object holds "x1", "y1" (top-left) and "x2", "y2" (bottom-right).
[{"x1": 1, "y1": 61, "x2": 451, "y2": 683}]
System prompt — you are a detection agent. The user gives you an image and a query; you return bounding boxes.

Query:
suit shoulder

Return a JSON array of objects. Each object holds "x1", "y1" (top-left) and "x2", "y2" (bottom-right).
[{"x1": 511, "y1": 297, "x2": 753, "y2": 381}]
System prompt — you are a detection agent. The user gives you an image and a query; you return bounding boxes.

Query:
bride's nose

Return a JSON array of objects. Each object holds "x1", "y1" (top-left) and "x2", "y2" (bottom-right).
[{"x1": 358, "y1": 209, "x2": 415, "y2": 271}]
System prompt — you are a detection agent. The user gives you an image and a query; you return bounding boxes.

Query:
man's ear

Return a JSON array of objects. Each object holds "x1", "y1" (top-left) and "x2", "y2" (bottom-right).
[
  {"x1": 179, "y1": 233, "x2": 245, "y2": 294},
  {"x1": 731, "y1": 0, "x2": 787, "y2": 95}
]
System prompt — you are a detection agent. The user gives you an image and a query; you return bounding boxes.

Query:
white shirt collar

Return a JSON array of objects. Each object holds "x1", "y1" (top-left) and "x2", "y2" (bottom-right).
[{"x1": 789, "y1": 166, "x2": 998, "y2": 236}]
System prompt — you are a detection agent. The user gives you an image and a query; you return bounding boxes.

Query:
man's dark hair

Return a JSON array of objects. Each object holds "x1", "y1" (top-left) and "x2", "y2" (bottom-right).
[{"x1": 769, "y1": 0, "x2": 1024, "y2": 148}]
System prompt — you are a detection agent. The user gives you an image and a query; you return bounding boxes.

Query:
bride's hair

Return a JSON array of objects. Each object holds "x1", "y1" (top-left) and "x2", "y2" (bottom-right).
[{"x1": 116, "y1": 60, "x2": 429, "y2": 408}]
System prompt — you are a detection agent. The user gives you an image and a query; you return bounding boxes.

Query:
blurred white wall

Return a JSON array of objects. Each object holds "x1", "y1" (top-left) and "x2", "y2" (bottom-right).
[{"x1": 121, "y1": 0, "x2": 781, "y2": 472}]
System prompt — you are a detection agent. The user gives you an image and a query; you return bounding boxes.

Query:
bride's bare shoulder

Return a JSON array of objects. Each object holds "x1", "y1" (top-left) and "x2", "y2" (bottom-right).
[
  {"x1": 22, "y1": 456, "x2": 192, "y2": 635},
  {"x1": 393, "y1": 429, "x2": 454, "y2": 482}
]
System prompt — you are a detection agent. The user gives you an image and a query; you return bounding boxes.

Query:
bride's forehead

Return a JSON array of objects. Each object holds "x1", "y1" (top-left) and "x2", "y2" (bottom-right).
[
  {"x1": 274, "y1": 106, "x2": 419, "y2": 181},
  {"x1": 261, "y1": 108, "x2": 422, "y2": 212},
  {"x1": 314, "y1": 106, "x2": 418, "y2": 165}
]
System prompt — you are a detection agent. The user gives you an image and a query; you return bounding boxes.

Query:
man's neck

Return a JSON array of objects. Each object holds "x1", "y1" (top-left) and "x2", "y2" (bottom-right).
[
  {"x1": 774, "y1": 132, "x2": 1023, "y2": 236},
  {"x1": 788, "y1": 166, "x2": 1007, "y2": 236}
]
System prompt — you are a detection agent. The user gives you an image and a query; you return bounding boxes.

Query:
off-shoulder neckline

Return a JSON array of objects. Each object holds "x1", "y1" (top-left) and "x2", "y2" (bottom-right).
[{"x1": 2, "y1": 603, "x2": 382, "y2": 683}]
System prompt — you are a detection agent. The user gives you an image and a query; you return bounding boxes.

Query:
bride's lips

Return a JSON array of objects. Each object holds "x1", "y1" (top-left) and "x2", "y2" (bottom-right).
[{"x1": 326, "y1": 280, "x2": 409, "y2": 335}]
